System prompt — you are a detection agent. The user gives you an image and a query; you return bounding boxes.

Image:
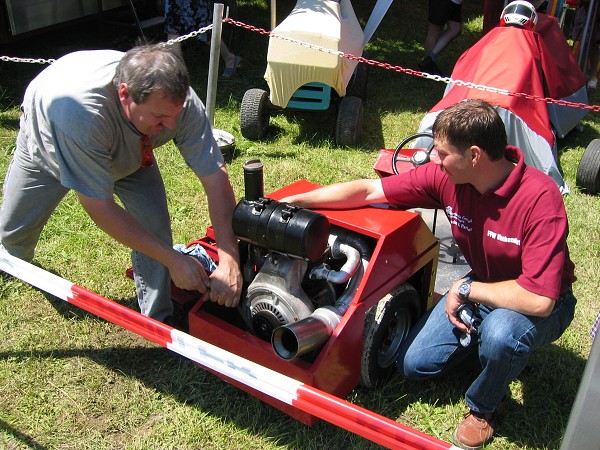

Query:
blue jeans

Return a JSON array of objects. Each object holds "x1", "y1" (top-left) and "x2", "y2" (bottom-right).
[
  {"x1": 0, "y1": 139, "x2": 173, "y2": 321},
  {"x1": 397, "y1": 289, "x2": 576, "y2": 414}
]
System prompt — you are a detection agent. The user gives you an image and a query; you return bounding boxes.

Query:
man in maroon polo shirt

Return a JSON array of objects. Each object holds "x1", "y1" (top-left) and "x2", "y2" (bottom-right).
[{"x1": 281, "y1": 99, "x2": 576, "y2": 449}]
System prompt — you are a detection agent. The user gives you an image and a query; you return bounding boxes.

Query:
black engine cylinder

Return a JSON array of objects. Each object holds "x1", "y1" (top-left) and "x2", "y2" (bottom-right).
[{"x1": 232, "y1": 198, "x2": 330, "y2": 261}]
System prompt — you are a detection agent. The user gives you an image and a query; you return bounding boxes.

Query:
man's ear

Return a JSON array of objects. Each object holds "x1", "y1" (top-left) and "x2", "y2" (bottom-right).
[
  {"x1": 470, "y1": 145, "x2": 482, "y2": 166},
  {"x1": 118, "y1": 83, "x2": 129, "y2": 103}
]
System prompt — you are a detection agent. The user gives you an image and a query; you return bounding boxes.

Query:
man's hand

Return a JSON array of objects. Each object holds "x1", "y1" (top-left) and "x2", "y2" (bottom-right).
[
  {"x1": 208, "y1": 259, "x2": 242, "y2": 307},
  {"x1": 168, "y1": 252, "x2": 211, "y2": 293},
  {"x1": 445, "y1": 279, "x2": 471, "y2": 333}
]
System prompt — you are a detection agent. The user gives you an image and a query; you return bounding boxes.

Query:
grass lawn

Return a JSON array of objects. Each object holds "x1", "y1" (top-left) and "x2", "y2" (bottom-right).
[{"x1": 1, "y1": 1, "x2": 599, "y2": 449}]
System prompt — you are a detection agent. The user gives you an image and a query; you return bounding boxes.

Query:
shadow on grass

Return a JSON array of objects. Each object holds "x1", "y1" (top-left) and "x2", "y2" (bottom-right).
[{"x1": 0, "y1": 419, "x2": 48, "y2": 450}]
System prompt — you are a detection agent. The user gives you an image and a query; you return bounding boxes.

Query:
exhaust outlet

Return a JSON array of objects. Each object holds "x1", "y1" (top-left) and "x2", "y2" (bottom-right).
[{"x1": 272, "y1": 306, "x2": 341, "y2": 360}]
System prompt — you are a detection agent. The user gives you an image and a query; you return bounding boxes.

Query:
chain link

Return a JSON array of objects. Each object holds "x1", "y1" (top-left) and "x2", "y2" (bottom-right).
[
  {"x1": 3, "y1": 17, "x2": 600, "y2": 113},
  {"x1": 0, "y1": 55, "x2": 56, "y2": 65},
  {"x1": 225, "y1": 17, "x2": 600, "y2": 113},
  {"x1": 160, "y1": 24, "x2": 212, "y2": 46},
  {"x1": 0, "y1": 25, "x2": 213, "y2": 64}
]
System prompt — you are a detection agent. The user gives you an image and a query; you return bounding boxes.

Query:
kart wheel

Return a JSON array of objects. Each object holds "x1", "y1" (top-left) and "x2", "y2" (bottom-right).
[
  {"x1": 360, "y1": 283, "x2": 421, "y2": 389},
  {"x1": 576, "y1": 139, "x2": 600, "y2": 195},
  {"x1": 240, "y1": 88, "x2": 270, "y2": 140},
  {"x1": 335, "y1": 96, "x2": 363, "y2": 147}
]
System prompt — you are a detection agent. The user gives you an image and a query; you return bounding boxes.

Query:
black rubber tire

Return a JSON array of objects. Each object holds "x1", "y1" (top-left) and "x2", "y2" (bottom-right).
[
  {"x1": 576, "y1": 139, "x2": 600, "y2": 195},
  {"x1": 360, "y1": 283, "x2": 421, "y2": 389},
  {"x1": 335, "y1": 96, "x2": 363, "y2": 147},
  {"x1": 240, "y1": 88, "x2": 270, "y2": 141}
]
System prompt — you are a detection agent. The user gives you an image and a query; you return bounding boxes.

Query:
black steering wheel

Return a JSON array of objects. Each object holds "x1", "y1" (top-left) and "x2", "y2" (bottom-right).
[{"x1": 391, "y1": 132, "x2": 435, "y2": 175}]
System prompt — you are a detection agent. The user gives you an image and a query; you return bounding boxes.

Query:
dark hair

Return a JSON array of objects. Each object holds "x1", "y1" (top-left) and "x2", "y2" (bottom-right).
[
  {"x1": 113, "y1": 44, "x2": 190, "y2": 104},
  {"x1": 432, "y1": 100, "x2": 507, "y2": 161}
]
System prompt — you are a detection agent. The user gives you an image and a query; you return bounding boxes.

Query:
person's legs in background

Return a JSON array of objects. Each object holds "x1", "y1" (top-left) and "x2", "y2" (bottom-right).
[
  {"x1": 419, "y1": 0, "x2": 462, "y2": 76},
  {"x1": 165, "y1": 0, "x2": 241, "y2": 79},
  {"x1": 587, "y1": 42, "x2": 599, "y2": 89}
]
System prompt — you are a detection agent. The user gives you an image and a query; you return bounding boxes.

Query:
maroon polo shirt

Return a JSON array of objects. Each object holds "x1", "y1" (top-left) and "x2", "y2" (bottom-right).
[{"x1": 381, "y1": 146, "x2": 575, "y2": 299}]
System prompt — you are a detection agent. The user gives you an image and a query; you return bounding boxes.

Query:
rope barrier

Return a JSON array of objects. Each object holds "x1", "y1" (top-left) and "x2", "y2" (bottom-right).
[
  {"x1": 224, "y1": 17, "x2": 600, "y2": 113},
  {"x1": 0, "y1": 16, "x2": 598, "y2": 112},
  {"x1": 0, "y1": 249, "x2": 454, "y2": 450}
]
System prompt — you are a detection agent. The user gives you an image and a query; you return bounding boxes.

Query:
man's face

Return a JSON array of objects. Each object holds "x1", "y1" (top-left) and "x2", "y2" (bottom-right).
[
  {"x1": 118, "y1": 84, "x2": 184, "y2": 136},
  {"x1": 430, "y1": 137, "x2": 473, "y2": 184}
]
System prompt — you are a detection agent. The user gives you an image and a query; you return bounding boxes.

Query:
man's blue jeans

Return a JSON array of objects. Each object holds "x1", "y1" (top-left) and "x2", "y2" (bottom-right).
[
  {"x1": 397, "y1": 290, "x2": 576, "y2": 414},
  {"x1": 0, "y1": 139, "x2": 174, "y2": 322}
]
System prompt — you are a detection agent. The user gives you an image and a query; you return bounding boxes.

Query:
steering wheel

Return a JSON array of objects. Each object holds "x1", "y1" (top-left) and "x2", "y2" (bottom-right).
[{"x1": 391, "y1": 132, "x2": 435, "y2": 175}]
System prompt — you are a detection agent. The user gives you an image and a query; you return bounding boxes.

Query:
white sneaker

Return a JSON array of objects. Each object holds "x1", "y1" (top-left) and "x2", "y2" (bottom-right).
[{"x1": 588, "y1": 79, "x2": 597, "y2": 89}]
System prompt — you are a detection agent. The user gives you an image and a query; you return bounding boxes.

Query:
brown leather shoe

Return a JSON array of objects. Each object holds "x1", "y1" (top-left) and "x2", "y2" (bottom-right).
[{"x1": 452, "y1": 409, "x2": 499, "y2": 450}]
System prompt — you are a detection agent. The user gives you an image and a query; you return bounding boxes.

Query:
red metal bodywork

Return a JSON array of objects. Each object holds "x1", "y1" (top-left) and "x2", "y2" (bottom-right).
[{"x1": 185, "y1": 178, "x2": 439, "y2": 424}]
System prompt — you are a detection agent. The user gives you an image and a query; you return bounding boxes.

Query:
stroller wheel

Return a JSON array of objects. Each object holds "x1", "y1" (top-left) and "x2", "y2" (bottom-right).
[{"x1": 240, "y1": 88, "x2": 270, "y2": 140}]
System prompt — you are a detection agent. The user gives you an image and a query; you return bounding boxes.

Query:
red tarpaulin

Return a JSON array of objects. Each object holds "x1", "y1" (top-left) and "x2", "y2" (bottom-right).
[{"x1": 416, "y1": 14, "x2": 588, "y2": 193}]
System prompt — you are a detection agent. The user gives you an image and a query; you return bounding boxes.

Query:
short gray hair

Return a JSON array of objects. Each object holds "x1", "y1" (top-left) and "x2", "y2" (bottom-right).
[{"x1": 113, "y1": 44, "x2": 190, "y2": 104}]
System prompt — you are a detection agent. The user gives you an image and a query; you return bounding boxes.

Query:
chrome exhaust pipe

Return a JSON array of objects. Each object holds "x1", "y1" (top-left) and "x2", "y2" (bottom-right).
[{"x1": 272, "y1": 306, "x2": 341, "y2": 360}]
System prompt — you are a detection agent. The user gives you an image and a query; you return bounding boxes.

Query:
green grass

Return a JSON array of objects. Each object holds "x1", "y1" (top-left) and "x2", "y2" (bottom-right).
[{"x1": 1, "y1": 1, "x2": 599, "y2": 449}]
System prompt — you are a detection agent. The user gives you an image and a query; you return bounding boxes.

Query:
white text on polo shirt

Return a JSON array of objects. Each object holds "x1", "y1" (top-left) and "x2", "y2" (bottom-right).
[
  {"x1": 487, "y1": 230, "x2": 521, "y2": 246},
  {"x1": 446, "y1": 206, "x2": 473, "y2": 232}
]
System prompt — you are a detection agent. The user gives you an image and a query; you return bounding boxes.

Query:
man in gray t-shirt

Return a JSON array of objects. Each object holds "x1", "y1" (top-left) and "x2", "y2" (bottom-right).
[{"x1": 0, "y1": 44, "x2": 242, "y2": 323}]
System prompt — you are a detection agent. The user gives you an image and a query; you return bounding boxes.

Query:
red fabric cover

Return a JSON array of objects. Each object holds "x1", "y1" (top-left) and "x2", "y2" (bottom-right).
[{"x1": 430, "y1": 14, "x2": 585, "y2": 146}]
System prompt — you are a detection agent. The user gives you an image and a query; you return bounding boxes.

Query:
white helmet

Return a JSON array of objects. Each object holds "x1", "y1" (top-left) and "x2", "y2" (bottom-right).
[{"x1": 500, "y1": 1, "x2": 538, "y2": 30}]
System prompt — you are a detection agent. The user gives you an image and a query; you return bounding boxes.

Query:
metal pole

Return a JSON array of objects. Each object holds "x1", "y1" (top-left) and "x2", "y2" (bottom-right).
[
  {"x1": 577, "y1": 0, "x2": 598, "y2": 74},
  {"x1": 206, "y1": 3, "x2": 225, "y2": 126},
  {"x1": 271, "y1": 0, "x2": 277, "y2": 30},
  {"x1": 363, "y1": 0, "x2": 393, "y2": 46}
]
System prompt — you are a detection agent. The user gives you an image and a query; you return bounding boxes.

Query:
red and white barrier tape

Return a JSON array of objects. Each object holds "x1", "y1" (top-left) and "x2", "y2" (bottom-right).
[{"x1": 0, "y1": 249, "x2": 456, "y2": 450}]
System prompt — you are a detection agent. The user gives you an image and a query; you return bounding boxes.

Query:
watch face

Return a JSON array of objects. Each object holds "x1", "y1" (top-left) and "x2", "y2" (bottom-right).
[{"x1": 459, "y1": 282, "x2": 470, "y2": 298}]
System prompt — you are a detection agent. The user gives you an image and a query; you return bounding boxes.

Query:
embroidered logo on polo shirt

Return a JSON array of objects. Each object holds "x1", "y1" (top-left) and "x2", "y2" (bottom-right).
[
  {"x1": 487, "y1": 230, "x2": 521, "y2": 246},
  {"x1": 446, "y1": 206, "x2": 472, "y2": 232}
]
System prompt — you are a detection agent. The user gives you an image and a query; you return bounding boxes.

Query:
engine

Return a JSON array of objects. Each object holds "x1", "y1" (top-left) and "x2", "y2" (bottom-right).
[{"x1": 232, "y1": 161, "x2": 372, "y2": 360}]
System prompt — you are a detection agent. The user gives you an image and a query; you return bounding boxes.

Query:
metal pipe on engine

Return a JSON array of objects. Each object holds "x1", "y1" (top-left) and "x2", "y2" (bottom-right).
[
  {"x1": 309, "y1": 235, "x2": 360, "y2": 284},
  {"x1": 271, "y1": 231, "x2": 370, "y2": 360}
]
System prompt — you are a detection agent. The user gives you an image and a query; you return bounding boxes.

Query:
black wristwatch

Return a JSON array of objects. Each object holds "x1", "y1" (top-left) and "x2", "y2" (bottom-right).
[{"x1": 458, "y1": 279, "x2": 472, "y2": 303}]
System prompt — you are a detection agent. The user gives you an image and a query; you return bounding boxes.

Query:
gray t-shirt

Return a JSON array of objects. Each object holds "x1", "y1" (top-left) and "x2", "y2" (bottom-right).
[{"x1": 20, "y1": 49, "x2": 223, "y2": 199}]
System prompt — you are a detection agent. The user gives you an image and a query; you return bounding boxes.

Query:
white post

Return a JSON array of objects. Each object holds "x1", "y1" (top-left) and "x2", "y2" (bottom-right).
[
  {"x1": 271, "y1": 0, "x2": 277, "y2": 30},
  {"x1": 206, "y1": 3, "x2": 225, "y2": 126}
]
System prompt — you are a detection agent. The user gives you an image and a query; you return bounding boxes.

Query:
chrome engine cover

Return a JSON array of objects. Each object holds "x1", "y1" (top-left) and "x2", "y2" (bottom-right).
[{"x1": 245, "y1": 254, "x2": 314, "y2": 340}]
